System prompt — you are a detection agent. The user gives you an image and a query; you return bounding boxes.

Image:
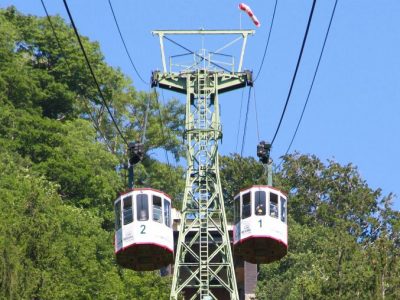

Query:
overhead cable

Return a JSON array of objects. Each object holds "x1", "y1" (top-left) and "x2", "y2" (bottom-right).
[
  {"x1": 141, "y1": 90, "x2": 151, "y2": 144},
  {"x1": 270, "y1": 0, "x2": 317, "y2": 147},
  {"x1": 283, "y1": 0, "x2": 339, "y2": 157},
  {"x1": 253, "y1": 86, "x2": 260, "y2": 142},
  {"x1": 40, "y1": 0, "x2": 72, "y2": 74},
  {"x1": 63, "y1": 0, "x2": 129, "y2": 146},
  {"x1": 40, "y1": 0, "x2": 117, "y2": 153},
  {"x1": 235, "y1": 88, "x2": 245, "y2": 153},
  {"x1": 157, "y1": 88, "x2": 171, "y2": 167},
  {"x1": 107, "y1": 0, "x2": 148, "y2": 85},
  {"x1": 240, "y1": 87, "x2": 253, "y2": 156},
  {"x1": 254, "y1": 0, "x2": 278, "y2": 82}
]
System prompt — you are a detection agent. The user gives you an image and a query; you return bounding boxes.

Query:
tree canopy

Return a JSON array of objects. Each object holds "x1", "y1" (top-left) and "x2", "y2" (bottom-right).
[
  {"x1": 256, "y1": 153, "x2": 400, "y2": 299},
  {"x1": 0, "y1": 7, "x2": 177, "y2": 299}
]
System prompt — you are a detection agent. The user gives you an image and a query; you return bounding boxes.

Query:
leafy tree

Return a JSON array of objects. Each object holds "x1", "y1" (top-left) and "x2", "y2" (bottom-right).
[
  {"x1": 0, "y1": 151, "x2": 118, "y2": 299},
  {"x1": 134, "y1": 158, "x2": 185, "y2": 208},
  {"x1": 0, "y1": 104, "x2": 121, "y2": 225},
  {"x1": 0, "y1": 7, "x2": 178, "y2": 299},
  {"x1": 277, "y1": 153, "x2": 379, "y2": 239},
  {"x1": 257, "y1": 217, "x2": 378, "y2": 299},
  {"x1": 366, "y1": 197, "x2": 400, "y2": 299},
  {"x1": 256, "y1": 154, "x2": 399, "y2": 299},
  {"x1": 220, "y1": 154, "x2": 266, "y2": 201},
  {"x1": 219, "y1": 154, "x2": 265, "y2": 220},
  {"x1": 0, "y1": 6, "x2": 185, "y2": 160}
]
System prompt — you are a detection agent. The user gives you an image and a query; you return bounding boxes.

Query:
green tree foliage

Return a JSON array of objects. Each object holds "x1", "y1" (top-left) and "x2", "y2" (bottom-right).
[
  {"x1": 0, "y1": 6, "x2": 184, "y2": 157},
  {"x1": 220, "y1": 154, "x2": 266, "y2": 202},
  {"x1": 256, "y1": 154, "x2": 400, "y2": 299},
  {"x1": 277, "y1": 153, "x2": 379, "y2": 233},
  {"x1": 0, "y1": 103, "x2": 121, "y2": 226},
  {"x1": 219, "y1": 154, "x2": 265, "y2": 220},
  {"x1": 257, "y1": 217, "x2": 376, "y2": 300},
  {"x1": 0, "y1": 6, "x2": 175, "y2": 299},
  {"x1": 0, "y1": 151, "x2": 113, "y2": 299},
  {"x1": 134, "y1": 158, "x2": 185, "y2": 208},
  {"x1": 366, "y1": 198, "x2": 400, "y2": 299},
  {"x1": 0, "y1": 151, "x2": 170, "y2": 299}
]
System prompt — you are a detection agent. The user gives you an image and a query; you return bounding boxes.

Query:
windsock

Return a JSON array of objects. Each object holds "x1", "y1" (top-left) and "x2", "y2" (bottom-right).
[{"x1": 239, "y1": 3, "x2": 260, "y2": 27}]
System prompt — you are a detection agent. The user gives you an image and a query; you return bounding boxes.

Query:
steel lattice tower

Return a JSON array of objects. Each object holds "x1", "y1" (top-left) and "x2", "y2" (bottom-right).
[{"x1": 152, "y1": 30, "x2": 253, "y2": 300}]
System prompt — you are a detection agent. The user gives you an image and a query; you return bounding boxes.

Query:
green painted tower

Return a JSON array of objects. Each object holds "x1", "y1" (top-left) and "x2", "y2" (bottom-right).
[{"x1": 152, "y1": 30, "x2": 254, "y2": 300}]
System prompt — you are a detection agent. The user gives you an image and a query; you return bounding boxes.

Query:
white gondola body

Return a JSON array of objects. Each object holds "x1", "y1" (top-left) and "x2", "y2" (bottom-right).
[
  {"x1": 233, "y1": 185, "x2": 288, "y2": 264},
  {"x1": 114, "y1": 188, "x2": 174, "y2": 270}
]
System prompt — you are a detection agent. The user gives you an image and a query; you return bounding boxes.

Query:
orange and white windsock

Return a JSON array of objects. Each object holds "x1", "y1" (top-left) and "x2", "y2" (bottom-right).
[{"x1": 239, "y1": 3, "x2": 260, "y2": 27}]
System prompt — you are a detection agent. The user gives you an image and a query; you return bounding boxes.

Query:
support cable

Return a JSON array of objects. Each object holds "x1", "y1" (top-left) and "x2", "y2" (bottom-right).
[
  {"x1": 278, "y1": 0, "x2": 339, "y2": 168},
  {"x1": 40, "y1": 0, "x2": 72, "y2": 74},
  {"x1": 40, "y1": 0, "x2": 117, "y2": 153},
  {"x1": 235, "y1": 88, "x2": 245, "y2": 153},
  {"x1": 240, "y1": 86, "x2": 252, "y2": 156},
  {"x1": 254, "y1": 0, "x2": 278, "y2": 82},
  {"x1": 141, "y1": 90, "x2": 151, "y2": 144},
  {"x1": 270, "y1": 0, "x2": 317, "y2": 147},
  {"x1": 156, "y1": 88, "x2": 171, "y2": 167},
  {"x1": 253, "y1": 86, "x2": 260, "y2": 142},
  {"x1": 107, "y1": 0, "x2": 148, "y2": 85},
  {"x1": 63, "y1": 0, "x2": 129, "y2": 146}
]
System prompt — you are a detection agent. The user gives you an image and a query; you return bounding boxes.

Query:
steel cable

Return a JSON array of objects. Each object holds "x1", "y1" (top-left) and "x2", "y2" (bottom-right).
[
  {"x1": 254, "y1": 0, "x2": 278, "y2": 82},
  {"x1": 63, "y1": 0, "x2": 129, "y2": 146},
  {"x1": 107, "y1": 0, "x2": 148, "y2": 85},
  {"x1": 270, "y1": 0, "x2": 317, "y2": 147},
  {"x1": 277, "y1": 0, "x2": 339, "y2": 170}
]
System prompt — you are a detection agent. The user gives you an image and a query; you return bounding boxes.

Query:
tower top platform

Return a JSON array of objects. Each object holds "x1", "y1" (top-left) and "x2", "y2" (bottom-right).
[{"x1": 152, "y1": 29, "x2": 255, "y2": 73}]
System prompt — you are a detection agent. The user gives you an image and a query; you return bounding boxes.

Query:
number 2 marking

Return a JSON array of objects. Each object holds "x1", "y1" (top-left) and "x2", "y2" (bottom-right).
[
  {"x1": 258, "y1": 219, "x2": 262, "y2": 228},
  {"x1": 140, "y1": 225, "x2": 146, "y2": 234}
]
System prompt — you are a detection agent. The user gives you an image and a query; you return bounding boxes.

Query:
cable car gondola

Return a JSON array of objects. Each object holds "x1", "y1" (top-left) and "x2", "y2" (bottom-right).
[
  {"x1": 114, "y1": 188, "x2": 174, "y2": 271},
  {"x1": 233, "y1": 185, "x2": 288, "y2": 264}
]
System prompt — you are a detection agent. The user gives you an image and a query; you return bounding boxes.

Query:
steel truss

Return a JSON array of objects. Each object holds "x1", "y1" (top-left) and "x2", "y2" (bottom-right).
[{"x1": 152, "y1": 30, "x2": 253, "y2": 300}]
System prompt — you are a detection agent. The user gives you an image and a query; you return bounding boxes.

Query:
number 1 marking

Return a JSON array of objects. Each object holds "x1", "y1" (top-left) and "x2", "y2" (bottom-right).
[{"x1": 258, "y1": 219, "x2": 262, "y2": 228}]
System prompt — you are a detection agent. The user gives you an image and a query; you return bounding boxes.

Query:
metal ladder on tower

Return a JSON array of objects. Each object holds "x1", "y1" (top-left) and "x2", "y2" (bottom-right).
[
  {"x1": 198, "y1": 69, "x2": 209, "y2": 298},
  {"x1": 199, "y1": 185, "x2": 208, "y2": 297}
]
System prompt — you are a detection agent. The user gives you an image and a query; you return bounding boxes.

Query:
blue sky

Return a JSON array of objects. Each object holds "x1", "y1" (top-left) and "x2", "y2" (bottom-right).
[{"x1": 2, "y1": 0, "x2": 399, "y2": 211}]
